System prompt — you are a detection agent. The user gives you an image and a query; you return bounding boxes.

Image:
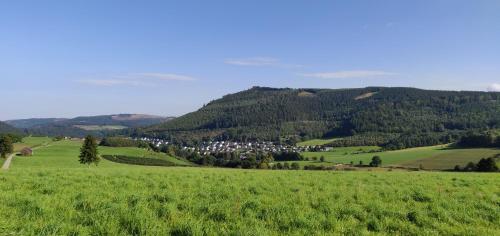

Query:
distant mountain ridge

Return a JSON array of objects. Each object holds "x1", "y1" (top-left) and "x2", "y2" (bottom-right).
[
  {"x1": 6, "y1": 114, "x2": 174, "y2": 137},
  {"x1": 0, "y1": 121, "x2": 20, "y2": 135},
  {"x1": 139, "y1": 86, "x2": 500, "y2": 148}
]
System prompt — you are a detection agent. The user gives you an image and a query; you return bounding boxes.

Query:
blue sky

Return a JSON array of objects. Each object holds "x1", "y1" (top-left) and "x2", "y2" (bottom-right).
[{"x1": 1, "y1": 0, "x2": 499, "y2": 120}]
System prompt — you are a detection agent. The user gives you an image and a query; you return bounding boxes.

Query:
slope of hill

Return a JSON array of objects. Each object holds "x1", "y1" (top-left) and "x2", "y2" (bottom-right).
[
  {"x1": 5, "y1": 118, "x2": 67, "y2": 129},
  {"x1": 7, "y1": 114, "x2": 173, "y2": 137},
  {"x1": 0, "y1": 121, "x2": 21, "y2": 135},
  {"x1": 141, "y1": 87, "x2": 500, "y2": 147}
]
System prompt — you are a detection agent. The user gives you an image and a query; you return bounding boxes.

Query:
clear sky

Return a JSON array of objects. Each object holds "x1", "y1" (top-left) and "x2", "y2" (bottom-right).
[{"x1": 1, "y1": 0, "x2": 499, "y2": 120}]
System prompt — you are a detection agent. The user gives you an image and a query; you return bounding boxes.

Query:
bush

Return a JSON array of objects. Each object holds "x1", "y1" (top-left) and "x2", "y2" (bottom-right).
[
  {"x1": 370, "y1": 156, "x2": 382, "y2": 167},
  {"x1": 476, "y1": 158, "x2": 499, "y2": 172},
  {"x1": 276, "y1": 163, "x2": 283, "y2": 170},
  {"x1": 102, "y1": 155, "x2": 177, "y2": 167},
  {"x1": 291, "y1": 162, "x2": 300, "y2": 170},
  {"x1": 464, "y1": 162, "x2": 476, "y2": 172},
  {"x1": 273, "y1": 152, "x2": 303, "y2": 161},
  {"x1": 99, "y1": 137, "x2": 147, "y2": 148},
  {"x1": 283, "y1": 162, "x2": 290, "y2": 170}
]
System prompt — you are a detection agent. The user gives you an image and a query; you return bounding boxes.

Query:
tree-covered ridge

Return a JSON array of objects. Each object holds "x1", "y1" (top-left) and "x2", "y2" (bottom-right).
[
  {"x1": 7, "y1": 114, "x2": 173, "y2": 138},
  {"x1": 0, "y1": 121, "x2": 20, "y2": 135},
  {"x1": 139, "y1": 87, "x2": 500, "y2": 146}
]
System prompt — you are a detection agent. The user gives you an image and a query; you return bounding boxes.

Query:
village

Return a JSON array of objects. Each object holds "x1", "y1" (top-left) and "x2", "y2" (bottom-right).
[{"x1": 134, "y1": 137, "x2": 330, "y2": 155}]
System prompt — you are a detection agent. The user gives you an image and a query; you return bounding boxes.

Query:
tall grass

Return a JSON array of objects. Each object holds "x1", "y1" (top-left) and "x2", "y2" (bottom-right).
[{"x1": 0, "y1": 168, "x2": 498, "y2": 235}]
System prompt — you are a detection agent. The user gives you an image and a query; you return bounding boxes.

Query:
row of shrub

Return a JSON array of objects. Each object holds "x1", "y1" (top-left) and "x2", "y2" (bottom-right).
[
  {"x1": 99, "y1": 137, "x2": 149, "y2": 148},
  {"x1": 453, "y1": 156, "x2": 499, "y2": 172},
  {"x1": 102, "y1": 155, "x2": 176, "y2": 167}
]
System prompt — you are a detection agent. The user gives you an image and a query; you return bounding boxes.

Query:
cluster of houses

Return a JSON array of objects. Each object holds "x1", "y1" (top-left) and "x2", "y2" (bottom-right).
[
  {"x1": 190, "y1": 141, "x2": 307, "y2": 155},
  {"x1": 134, "y1": 137, "x2": 170, "y2": 147},
  {"x1": 134, "y1": 137, "x2": 331, "y2": 156}
]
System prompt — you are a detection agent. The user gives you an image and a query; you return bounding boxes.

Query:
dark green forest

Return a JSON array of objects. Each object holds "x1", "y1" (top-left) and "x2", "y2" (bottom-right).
[
  {"x1": 6, "y1": 114, "x2": 172, "y2": 138},
  {"x1": 0, "y1": 121, "x2": 21, "y2": 135},
  {"x1": 133, "y1": 87, "x2": 500, "y2": 148}
]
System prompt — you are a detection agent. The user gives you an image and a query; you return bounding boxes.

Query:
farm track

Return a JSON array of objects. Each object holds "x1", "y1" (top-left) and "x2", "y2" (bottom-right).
[
  {"x1": 1, "y1": 142, "x2": 52, "y2": 170},
  {"x1": 1, "y1": 153, "x2": 15, "y2": 170}
]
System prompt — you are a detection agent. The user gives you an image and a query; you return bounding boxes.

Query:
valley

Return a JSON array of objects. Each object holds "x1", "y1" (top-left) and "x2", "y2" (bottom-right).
[
  {"x1": 0, "y1": 137, "x2": 498, "y2": 235},
  {"x1": 1, "y1": 87, "x2": 499, "y2": 235}
]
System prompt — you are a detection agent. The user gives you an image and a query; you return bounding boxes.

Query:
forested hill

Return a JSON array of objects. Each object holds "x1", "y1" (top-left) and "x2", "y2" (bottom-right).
[
  {"x1": 7, "y1": 114, "x2": 173, "y2": 137},
  {"x1": 138, "y1": 87, "x2": 500, "y2": 148},
  {"x1": 0, "y1": 121, "x2": 20, "y2": 134}
]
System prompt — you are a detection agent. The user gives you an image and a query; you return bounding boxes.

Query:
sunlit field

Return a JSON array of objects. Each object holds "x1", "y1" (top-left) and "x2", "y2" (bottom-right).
[
  {"x1": 0, "y1": 139, "x2": 499, "y2": 235},
  {"x1": 301, "y1": 145, "x2": 500, "y2": 170}
]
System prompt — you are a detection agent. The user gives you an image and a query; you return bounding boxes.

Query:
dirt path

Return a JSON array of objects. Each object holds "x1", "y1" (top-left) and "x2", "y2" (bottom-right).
[
  {"x1": 1, "y1": 153, "x2": 15, "y2": 170},
  {"x1": 1, "y1": 142, "x2": 53, "y2": 171}
]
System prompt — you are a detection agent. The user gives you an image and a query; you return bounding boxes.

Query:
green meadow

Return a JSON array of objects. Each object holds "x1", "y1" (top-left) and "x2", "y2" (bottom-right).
[
  {"x1": 296, "y1": 138, "x2": 341, "y2": 146},
  {"x1": 301, "y1": 145, "x2": 500, "y2": 170},
  {"x1": 0, "y1": 139, "x2": 499, "y2": 235}
]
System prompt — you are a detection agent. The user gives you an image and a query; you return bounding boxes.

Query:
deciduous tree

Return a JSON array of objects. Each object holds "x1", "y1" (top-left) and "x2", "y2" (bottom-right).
[{"x1": 0, "y1": 135, "x2": 14, "y2": 158}]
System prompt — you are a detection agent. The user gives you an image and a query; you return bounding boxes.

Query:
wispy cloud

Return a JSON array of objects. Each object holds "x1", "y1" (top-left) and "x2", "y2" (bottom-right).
[
  {"x1": 134, "y1": 73, "x2": 196, "y2": 81},
  {"x1": 385, "y1": 22, "x2": 397, "y2": 28},
  {"x1": 225, "y1": 57, "x2": 303, "y2": 68},
  {"x1": 225, "y1": 57, "x2": 278, "y2": 66},
  {"x1": 487, "y1": 83, "x2": 500, "y2": 92},
  {"x1": 77, "y1": 73, "x2": 196, "y2": 87},
  {"x1": 301, "y1": 70, "x2": 396, "y2": 79},
  {"x1": 78, "y1": 79, "x2": 151, "y2": 86}
]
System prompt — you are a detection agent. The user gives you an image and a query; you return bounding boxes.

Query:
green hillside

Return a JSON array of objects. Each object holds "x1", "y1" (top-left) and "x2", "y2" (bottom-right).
[
  {"x1": 7, "y1": 114, "x2": 173, "y2": 138},
  {"x1": 141, "y1": 87, "x2": 500, "y2": 148},
  {"x1": 11, "y1": 139, "x2": 193, "y2": 169},
  {"x1": 299, "y1": 145, "x2": 499, "y2": 170},
  {"x1": 0, "y1": 121, "x2": 20, "y2": 134}
]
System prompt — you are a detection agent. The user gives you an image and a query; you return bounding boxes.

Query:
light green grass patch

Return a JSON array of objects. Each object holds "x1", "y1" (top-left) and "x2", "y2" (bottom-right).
[
  {"x1": 74, "y1": 125, "x2": 128, "y2": 131},
  {"x1": 302, "y1": 145, "x2": 500, "y2": 170},
  {"x1": 0, "y1": 168, "x2": 498, "y2": 235},
  {"x1": 297, "y1": 138, "x2": 341, "y2": 146},
  {"x1": 12, "y1": 140, "x2": 193, "y2": 169}
]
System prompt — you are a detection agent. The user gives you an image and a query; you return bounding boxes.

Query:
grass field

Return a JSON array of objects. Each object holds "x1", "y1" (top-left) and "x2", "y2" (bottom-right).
[
  {"x1": 301, "y1": 145, "x2": 500, "y2": 170},
  {"x1": 1, "y1": 168, "x2": 499, "y2": 235},
  {"x1": 12, "y1": 136, "x2": 53, "y2": 152},
  {"x1": 74, "y1": 125, "x2": 128, "y2": 131},
  {"x1": 296, "y1": 138, "x2": 340, "y2": 146},
  {"x1": 1, "y1": 139, "x2": 499, "y2": 235},
  {"x1": 12, "y1": 139, "x2": 192, "y2": 169}
]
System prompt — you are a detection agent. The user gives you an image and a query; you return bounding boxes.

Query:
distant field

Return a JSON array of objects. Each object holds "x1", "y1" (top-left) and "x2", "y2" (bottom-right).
[
  {"x1": 1, "y1": 137, "x2": 53, "y2": 166},
  {"x1": 74, "y1": 125, "x2": 128, "y2": 131},
  {"x1": 296, "y1": 138, "x2": 341, "y2": 146},
  {"x1": 12, "y1": 140, "x2": 192, "y2": 169},
  {"x1": 13, "y1": 136, "x2": 52, "y2": 152},
  {"x1": 301, "y1": 145, "x2": 500, "y2": 170}
]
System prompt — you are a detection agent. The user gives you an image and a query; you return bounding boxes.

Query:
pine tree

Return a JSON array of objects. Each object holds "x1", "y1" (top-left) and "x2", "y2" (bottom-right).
[
  {"x1": 79, "y1": 135, "x2": 100, "y2": 166},
  {"x1": 0, "y1": 135, "x2": 14, "y2": 158}
]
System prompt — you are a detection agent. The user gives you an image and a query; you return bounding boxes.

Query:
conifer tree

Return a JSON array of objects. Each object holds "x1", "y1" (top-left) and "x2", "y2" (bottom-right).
[{"x1": 79, "y1": 135, "x2": 100, "y2": 166}]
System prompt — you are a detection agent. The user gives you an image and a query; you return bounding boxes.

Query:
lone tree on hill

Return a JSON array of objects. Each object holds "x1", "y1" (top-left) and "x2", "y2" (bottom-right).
[
  {"x1": 0, "y1": 135, "x2": 14, "y2": 159},
  {"x1": 79, "y1": 135, "x2": 100, "y2": 167},
  {"x1": 370, "y1": 156, "x2": 382, "y2": 167}
]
